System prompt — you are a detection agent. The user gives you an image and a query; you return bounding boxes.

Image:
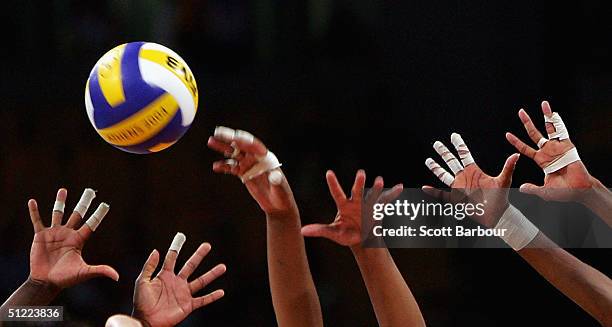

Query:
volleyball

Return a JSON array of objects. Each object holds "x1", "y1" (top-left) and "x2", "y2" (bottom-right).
[{"x1": 85, "y1": 42, "x2": 198, "y2": 154}]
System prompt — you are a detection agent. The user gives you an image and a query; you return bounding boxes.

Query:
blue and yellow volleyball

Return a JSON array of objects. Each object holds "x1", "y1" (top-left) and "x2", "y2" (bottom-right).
[{"x1": 85, "y1": 42, "x2": 198, "y2": 154}]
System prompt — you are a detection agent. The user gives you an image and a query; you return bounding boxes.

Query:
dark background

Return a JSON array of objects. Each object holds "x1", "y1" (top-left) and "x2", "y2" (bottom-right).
[{"x1": 1, "y1": 0, "x2": 611, "y2": 326}]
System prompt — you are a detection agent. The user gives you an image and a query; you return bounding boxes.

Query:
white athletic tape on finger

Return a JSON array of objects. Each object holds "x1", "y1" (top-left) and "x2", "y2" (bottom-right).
[
  {"x1": 268, "y1": 170, "x2": 283, "y2": 185},
  {"x1": 433, "y1": 141, "x2": 464, "y2": 174},
  {"x1": 537, "y1": 137, "x2": 548, "y2": 149},
  {"x1": 74, "y1": 188, "x2": 96, "y2": 217},
  {"x1": 230, "y1": 144, "x2": 241, "y2": 158},
  {"x1": 225, "y1": 159, "x2": 238, "y2": 167},
  {"x1": 494, "y1": 205, "x2": 539, "y2": 251},
  {"x1": 425, "y1": 158, "x2": 455, "y2": 186},
  {"x1": 542, "y1": 147, "x2": 581, "y2": 175},
  {"x1": 214, "y1": 126, "x2": 236, "y2": 142},
  {"x1": 169, "y1": 232, "x2": 186, "y2": 253},
  {"x1": 241, "y1": 151, "x2": 283, "y2": 182},
  {"x1": 450, "y1": 133, "x2": 475, "y2": 167},
  {"x1": 85, "y1": 203, "x2": 109, "y2": 232},
  {"x1": 235, "y1": 130, "x2": 254, "y2": 144},
  {"x1": 543, "y1": 112, "x2": 569, "y2": 140},
  {"x1": 53, "y1": 201, "x2": 65, "y2": 213}
]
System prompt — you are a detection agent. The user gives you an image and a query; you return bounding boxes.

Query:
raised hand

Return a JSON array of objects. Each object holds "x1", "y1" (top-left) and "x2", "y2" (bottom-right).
[
  {"x1": 505, "y1": 101, "x2": 595, "y2": 201},
  {"x1": 423, "y1": 133, "x2": 520, "y2": 228},
  {"x1": 28, "y1": 188, "x2": 119, "y2": 290},
  {"x1": 207, "y1": 127, "x2": 295, "y2": 216},
  {"x1": 301, "y1": 170, "x2": 403, "y2": 247},
  {"x1": 132, "y1": 233, "x2": 226, "y2": 327}
]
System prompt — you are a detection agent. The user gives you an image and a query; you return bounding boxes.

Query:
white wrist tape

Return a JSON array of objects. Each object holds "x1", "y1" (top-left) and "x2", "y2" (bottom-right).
[
  {"x1": 53, "y1": 201, "x2": 65, "y2": 213},
  {"x1": 74, "y1": 188, "x2": 96, "y2": 217},
  {"x1": 425, "y1": 158, "x2": 454, "y2": 186},
  {"x1": 542, "y1": 147, "x2": 581, "y2": 175},
  {"x1": 241, "y1": 151, "x2": 282, "y2": 182},
  {"x1": 544, "y1": 112, "x2": 570, "y2": 140},
  {"x1": 85, "y1": 203, "x2": 109, "y2": 232},
  {"x1": 433, "y1": 141, "x2": 464, "y2": 174},
  {"x1": 537, "y1": 137, "x2": 548, "y2": 149},
  {"x1": 494, "y1": 205, "x2": 539, "y2": 251},
  {"x1": 450, "y1": 133, "x2": 475, "y2": 167},
  {"x1": 169, "y1": 232, "x2": 186, "y2": 253}
]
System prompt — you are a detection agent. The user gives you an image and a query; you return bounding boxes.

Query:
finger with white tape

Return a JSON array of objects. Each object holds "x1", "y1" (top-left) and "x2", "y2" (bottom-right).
[
  {"x1": 169, "y1": 232, "x2": 186, "y2": 253},
  {"x1": 450, "y1": 133, "x2": 475, "y2": 167},
  {"x1": 51, "y1": 188, "x2": 67, "y2": 227},
  {"x1": 163, "y1": 232, "x2": 187, "y2": 272},
  {"x1": 543, "y1": 112, "x2": 570, "y2": 140},
  {"x1": 433, "y1": 141, "x2": 464, "y2": 175},
  {"x1": 241, "y1": 151, "x2": 283, "y2": 183},
  {"x1": 214, "y1": 126, "x2": 236, "y2": 143},
  {"x1": 536, "y1": 137, "x2": 548, "y2": 149},
  {"x1": 85, "y1": 203, "x2": 109, "y2": 232},
  {"x1": 542, "y1": 148, "x2": 581, "y2": 174},
  {"x1": 74, "y1": 188, "x2": 96, "y2": 218},
  {"x1": 53, "y1": 200, "x2": 65, "y2": 214},
  {"x1": 425, "y1": 158, "x2": 455, "y2": 186},
  {"x1": 235, "y1": 130, "x2": 254, "y2": 144}
]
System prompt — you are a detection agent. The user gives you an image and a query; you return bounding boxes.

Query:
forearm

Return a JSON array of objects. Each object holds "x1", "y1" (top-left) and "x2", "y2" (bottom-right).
[
  {"x1": 518, "y1": 232, "x2": 612, "y2": 326},
  {"x1": 351, "y1": 246, "x2": 425, "y2": 327},
  {"x1": 1, "y1": 277, "x2": 60, "y2": 308},
  {"x1": 582, "y1": 177, "x2": 612, "y2": 227},
  {"x1": 266, "y1": 210, "x2": 323, "y2": 327}
]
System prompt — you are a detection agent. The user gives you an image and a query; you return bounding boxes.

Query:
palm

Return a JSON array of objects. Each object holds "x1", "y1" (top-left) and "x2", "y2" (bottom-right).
[
  {"x1": 505, "y1": 102, "x2": 595, "y2": 202},
  {"x1": 326, "y1": 201, "x2": 362, "y2": 246},
  {"x1": 30, "y1": 227, "x2": 90, "y2": 288},
  {"x1": 133, "y1": 241, "x2": 226, "y2": 327},
  {"x1": 449, "y1": 164, "x2": 511, "y2": 228},
  {"x1": 302, "y1": 170, "x2": 403, "y2": 247},
  {"x1": 134, "y1": 272, "x2": 194, "y2": 327}
]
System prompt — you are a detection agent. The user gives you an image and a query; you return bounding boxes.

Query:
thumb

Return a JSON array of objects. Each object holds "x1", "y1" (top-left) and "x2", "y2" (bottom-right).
[
  {"x1": 498, "y1": 153, "x2": 520, "y2": 186},
  {"x1": 519, "y1": 183, "x2": 546, "y2": 199},
  {"x1": 137, "y1": 249, "x2": 160, "y2": 282},
  {"x1": 84, "y1": 264, "x2": 120, "y2": 282},
  {"x1": 301, "y1": 224, "x2": 337, "y2": 240}
]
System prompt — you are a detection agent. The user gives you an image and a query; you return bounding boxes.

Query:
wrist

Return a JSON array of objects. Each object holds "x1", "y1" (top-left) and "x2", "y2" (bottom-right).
[
  {"x1": 265, "y1": 207, "x2": 300, "y2": 221},
  {"x1": 22, "y1": 276, "x2": 61, "y2": 305}
]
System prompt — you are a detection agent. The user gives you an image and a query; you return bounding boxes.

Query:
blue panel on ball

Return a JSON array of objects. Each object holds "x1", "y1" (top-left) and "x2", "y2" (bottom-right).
[
  {"x1": 90, "y1": 42, "x2": 166, "y2": 129},
  {"x1": 117, "y1": 109, "x2": 190, "y2": 154}
]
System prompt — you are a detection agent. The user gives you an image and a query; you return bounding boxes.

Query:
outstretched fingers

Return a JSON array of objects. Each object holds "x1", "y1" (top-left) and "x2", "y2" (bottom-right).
[
  {"x1": 505, "y1": 132, "x2": 537, "y2": 160},
  {"x1": 351, "y1": 170, "x2": 366, "y2": 200},
  {"x1": 28, "y1": 199, "x2": 44, "y2": 233},
  {"x1": 518, "y1": 109, "x2": 546, "y2": 144},
  {"x1": 326, "y1": 170, "x2": 347, "y2": 206},
  {"x1": 66, "y1": 188, "x2": 96, "y2": 229},
  {"x1": 301, "y1": 223, "x2": 338, "y2": 240},
  {"x1": 189, "y1": 264, "x2": 227, "y2": 295},
  {"x1": 178, "y1": 243, "x2": 212, "y2": 279},
  {"x1": 82, "y1": 264, "x2": 120, "y2": 282},
  {"x1": 497, "y1": 153, "x2": 520, "y2": 186},
  {"x1": 161, "y1": 233, "x2": 186, "y2": 273},
  {"x1": 51, "y1": 188, "x2": 67, "y2": 227},
  {"x1": 138, "y1": 249, "x2": 161, "y2": 282},
  {"x1": 192, "y1": 289, "x2": 225, "y2": 310}
]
